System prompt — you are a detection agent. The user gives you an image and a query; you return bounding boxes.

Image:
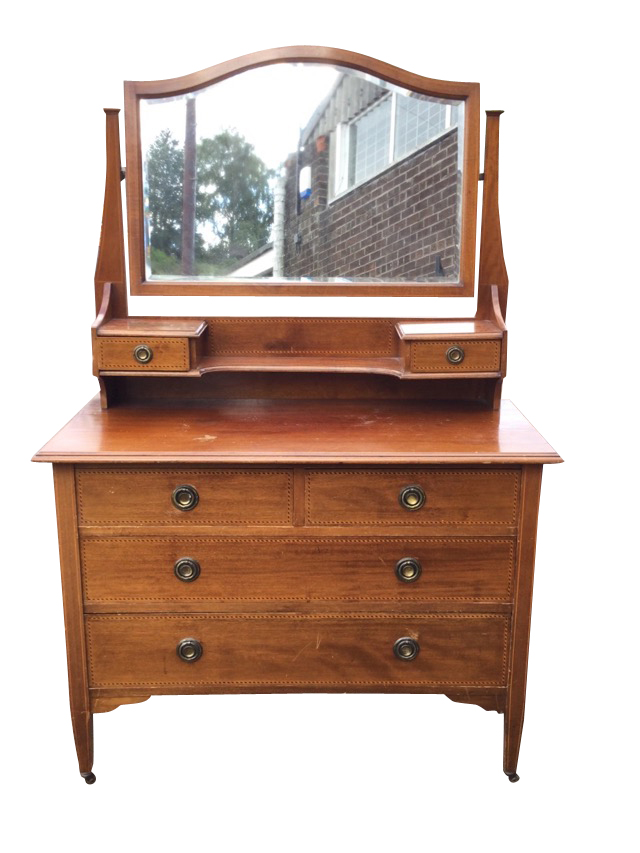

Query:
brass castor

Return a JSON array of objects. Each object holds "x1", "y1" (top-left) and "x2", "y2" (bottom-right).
[
  {"x1": 81, "y1": 772, "x2": 96, "y2": 785},
  {"x1": 506, "y1": 772, "x2": 520, "y2": 783}
]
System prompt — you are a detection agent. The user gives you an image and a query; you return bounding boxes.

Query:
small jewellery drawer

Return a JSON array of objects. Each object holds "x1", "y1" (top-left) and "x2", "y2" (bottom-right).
[
  {"x1": 76, "y1": 468, "x2": 293, "y2": 526},
  {"x1": 97, "y1": 337, "x2": 191, "y2": 371},
  {"x1": 305, "y1": 469, "x2": 520, "y2": 526},
  {"x1": 81, "y1": 537, "x2": 515, "y2": 605},
  {"x1": 86, "y1": 613, "x2": 509, "y2": 688},
  {"x1": 410, "y1": 340, "x2": 501, "y2": 372}
]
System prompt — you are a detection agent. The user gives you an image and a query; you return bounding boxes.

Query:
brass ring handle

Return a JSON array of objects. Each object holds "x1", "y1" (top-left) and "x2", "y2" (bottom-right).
[
  {"x1": 395, "y1": 557, "x2": 422, "y2": 583},
  {"x1": 174, "y1": 557, "x2": 201, "y2": 582},
  {"x1": 445, "y1": 345, "x2": 465, "y2": 365},
  {"x1": 393, "y1": 637, "x2": 420, "y2": 661},
  {"x1": 133, "y1": 344, "x2": 154, "y2": 364},
  {"x1": 172, "y1": 485, "x2": 199, "y2": 511},
  {"x1": 399, "y1": 485, "x2": 426, "y2": 511},
  {"x1": 176, "y1": 638, "x2": 203, "y2": 662}
]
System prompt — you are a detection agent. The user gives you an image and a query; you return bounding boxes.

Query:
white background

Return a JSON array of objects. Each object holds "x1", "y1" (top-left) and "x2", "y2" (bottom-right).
[{"x1": 3, "y1": 1, "x2": 638, "y2": 850}]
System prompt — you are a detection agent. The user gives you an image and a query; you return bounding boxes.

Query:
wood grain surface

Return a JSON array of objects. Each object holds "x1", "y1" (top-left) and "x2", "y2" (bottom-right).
[
  {"x1": 80, "y1": 535, "x2": 515, "y2": 608},
  {"x1": 86, "y1": 613, "x2": 509, "y2": 689},
  {"x1": 33, "y1": 398, "x2": 561, "y2": 465},
  {"x1": 76, "y1": 467, "x2": 293, "y2": 526},
  {"x1": 411, "y1": 340, "x2": 501, "y2": 372},
  {"x1": 305, "y1": 468, "x2": 519, "y2": 526},
  {"x1": 97, "y1": 337, "x2": 190, "y2": 371}
]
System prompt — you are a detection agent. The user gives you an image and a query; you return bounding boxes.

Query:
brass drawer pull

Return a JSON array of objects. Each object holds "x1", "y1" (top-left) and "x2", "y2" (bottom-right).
[
  {"x1": 445, "y1": 345, "x2": 465, "y2": 365},
  {"x1": 395, "y1": 557, "x2": 422, "y2": 583},
  {"x1": 133, "y1": 344, "x2": 154, "y2": 364},
  {"x1": 174, "y1": 557, "x2": 201, "y2": 582},
  {"x1": 394, "y1": 637, "x2": 420, "y2": 661},
  {"x1": 172, "y1": 484, "x2": 199, "y2": 511},
  {"x1": 176, "y1": 638, "x2": 203, "y2": 662},
  {"x1": 399, "y1": 485, "x2": 425, "y2": 511}
]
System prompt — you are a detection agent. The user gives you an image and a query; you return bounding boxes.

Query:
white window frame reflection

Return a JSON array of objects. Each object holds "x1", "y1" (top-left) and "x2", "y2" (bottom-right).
[{"x1": 330, "y1": 93, "x2": 458, "y2": 202}]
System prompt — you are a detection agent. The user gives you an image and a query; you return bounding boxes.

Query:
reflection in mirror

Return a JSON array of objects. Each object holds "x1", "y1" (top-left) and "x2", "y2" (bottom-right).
[{"x1": 140, "y1": 63, "x2": 464, "y2": 282}]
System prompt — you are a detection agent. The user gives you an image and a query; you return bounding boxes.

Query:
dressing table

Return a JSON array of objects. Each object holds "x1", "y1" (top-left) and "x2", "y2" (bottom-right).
[{"x1": 33, "y1": 46, "x2": 561, "y2": 784}]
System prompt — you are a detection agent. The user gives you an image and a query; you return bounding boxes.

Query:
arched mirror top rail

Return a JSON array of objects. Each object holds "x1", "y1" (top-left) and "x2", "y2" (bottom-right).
[{"x1": 124, "y1": 45, "x2": 480, "y2": 102}]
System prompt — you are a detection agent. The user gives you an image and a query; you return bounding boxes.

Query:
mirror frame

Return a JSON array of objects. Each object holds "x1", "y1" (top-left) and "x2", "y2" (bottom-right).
[{"x1": 124, "y1": 46, "x2": 480, "y2": 297}]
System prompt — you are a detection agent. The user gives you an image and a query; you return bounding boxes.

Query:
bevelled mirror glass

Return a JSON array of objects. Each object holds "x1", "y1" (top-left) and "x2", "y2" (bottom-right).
[{"x1": 125, "y1": 49, "x2": 479, "y2": 295}]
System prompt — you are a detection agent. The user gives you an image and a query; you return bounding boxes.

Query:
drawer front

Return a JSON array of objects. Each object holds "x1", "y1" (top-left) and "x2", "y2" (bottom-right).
[
  {"x1": 86, "y1": 614, "x2": 509, "y2": 688},
  {"x1": 305, "y1": 469, "x2": 520, "y2": 526},
  {"x1": 98, "y1": 337, "x2": 190, "y2": 371},
  {"x1": 81, "y1": 537, "x2": 514, "y2": 605},
  {"x1": 76, "y1": 468, "x2": 293, "y2": 526},
  {"x1": 410, "y1": 340, "x2": 500, "y2": 372}
]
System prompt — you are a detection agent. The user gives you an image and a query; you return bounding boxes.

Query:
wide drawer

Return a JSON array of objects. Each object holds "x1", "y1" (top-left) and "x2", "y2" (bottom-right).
[
  {"x1": 86, "y1": 613, "x2": 509, "y2": 688},
  {"x1": 305, "y1": 469, "x2": 520, "y2": 526},
  {"x1": 81, "y1": 536, "x2": 514, "y2": 605},
  {"x1": 76, "y1": 468, "x2": 293, "y2": 526}
]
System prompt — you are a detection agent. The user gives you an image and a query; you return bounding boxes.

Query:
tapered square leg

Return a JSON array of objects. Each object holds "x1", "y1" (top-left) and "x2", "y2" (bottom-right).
[
  {"x1": 503, "y1": 465, "x2": 543, "y2": 782},
  {"x1": 53, "y1": 465, "x2": 96, "y2": 784}
]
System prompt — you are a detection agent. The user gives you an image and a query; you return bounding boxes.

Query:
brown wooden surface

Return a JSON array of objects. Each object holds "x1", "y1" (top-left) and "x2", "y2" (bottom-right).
[
  {"x1": 124, "y1": 46, "x2": 479, "y2": 297},
  {"x1": 396, "y1": 320, "x2": 502, "y2": 340},
  {"x1": 97, "y1": 337, "x2": 190, "y2": 371},
  {"x1": 76, "y1": 467, "x2": 293, "y2": 526},
  {"x1": 206, "y1": 317, "x2": 400, "y2": 356},
  {"x1": 504, "y1": 464, "x2": 543, "y2": 777},
  {"x1": 104, "y1": 373, "x2": 503, "y2": 409},
  {"x1": 33, "y1": 398, "x2": 561, "y2": 465},
  {"x1": 305, "y1": 469, "x2": 519, "y2": 526},
  {"x1": 411, "y1": 340, "x2": 501, "y2": 372},
  {"x1": 94, "y1": 317, "x2": 509, "y2": 381},
  {"x1": 92, "y1": 696, "x2": 150, "y2": 714},
  {"x1": 99, "y1": 356, "x2": 501, "y2": 380},
  {"x1": 445, "y1": 690, "x2": 506, "y2": 713},
  {"x1": 86, "y1": 613, "x2": 509, "y2": 689},
  {"x1": 91, "y1": 282, "x2": 115, "y2": 379},
  {"x1": 477, "y1": 111, "x2": 509, "y2": 321},
  {"x1": 53, "y1": 466, "x2": 94, "y2": 775},
  {"x1": 98, "y1": 318, "x2": 207, "y2": 337},
  {"x1": 94, "y1": 110, "x2": 127, "y2": 318},
  {"x1": 80, "y1": 535, "x2": 515, "y2": 610}
]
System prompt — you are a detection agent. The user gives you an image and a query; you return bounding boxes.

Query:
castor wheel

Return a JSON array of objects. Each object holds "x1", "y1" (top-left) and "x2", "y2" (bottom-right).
[
  {"x1": 507, "y1": 772, "x2": 520, "y2": 783},
  {"x1": 81, "y1": 772, "x2": 96, "y2": 785}
]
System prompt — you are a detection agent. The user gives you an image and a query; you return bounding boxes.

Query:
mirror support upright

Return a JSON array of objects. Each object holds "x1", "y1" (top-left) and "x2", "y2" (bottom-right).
[
  {"x1": 94, "y1": 109, "x2": 128, "y2": 319},
  {"x1": 477, "y1": 110, "x2": 508, "y2": 322}
]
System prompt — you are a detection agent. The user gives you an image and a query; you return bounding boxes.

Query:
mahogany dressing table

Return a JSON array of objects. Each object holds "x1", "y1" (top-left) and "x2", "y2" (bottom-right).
[{"x1": 33, "y1": 47, "x2": 561, "y2": 784}]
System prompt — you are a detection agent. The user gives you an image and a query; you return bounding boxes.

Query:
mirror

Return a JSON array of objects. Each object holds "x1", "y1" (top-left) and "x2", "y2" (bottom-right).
[{"x1": 125, "y1": 49, "x2": 479, "y2": 295}]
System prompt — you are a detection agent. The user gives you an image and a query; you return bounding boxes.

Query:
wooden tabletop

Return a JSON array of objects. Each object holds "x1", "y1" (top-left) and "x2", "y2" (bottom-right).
[{"x1": 33, "y1": 397, "x2": 561, "y2": 465}]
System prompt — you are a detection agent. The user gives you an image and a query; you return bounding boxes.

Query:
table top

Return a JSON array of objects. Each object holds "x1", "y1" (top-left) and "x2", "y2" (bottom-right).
[{"x1": 33, "y1": 397, "x2": 561, "y2": 465}]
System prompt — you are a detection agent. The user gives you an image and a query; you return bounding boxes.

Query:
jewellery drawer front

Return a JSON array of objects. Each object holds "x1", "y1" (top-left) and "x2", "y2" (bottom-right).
[
  {"x1": 85, "y1": 613, "x2": 509, "y2": 689},
  {"x1": 97, "y1": 337, "x2": 191, "y2": 371},
  {"x1": 410, "y1": 340, "x2": 501, "y2": 373},
  {"x1": 81, "y1": 536, "x2": 515, "y2": 607},
  {"x1": 76, "y1": 467, "x2": 293, "y2": 526},
  {"x1": 305, "y1": 469, "x2": 520, "y2": 526}
]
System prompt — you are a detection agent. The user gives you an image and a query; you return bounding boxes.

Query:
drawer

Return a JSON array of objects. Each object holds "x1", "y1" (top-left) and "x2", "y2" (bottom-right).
[
  {"x1": 86, "y1": 613, "x2": 509, "y2": 688},
  {"x1": 97, "y1": 337, "x2": 190, "y2": 371},
  {"x1": 305, "y1": 469, "x2": 520, "y2": 526},
  {"x1": 81, "y1": 536, "x2": 514, "y2": 605},
  {"x1": 410, "y1": 340, "x2": 501, "y2": 372},
  {"x1": 76, "y1": 468, "x2": 293, "y2": 526}
]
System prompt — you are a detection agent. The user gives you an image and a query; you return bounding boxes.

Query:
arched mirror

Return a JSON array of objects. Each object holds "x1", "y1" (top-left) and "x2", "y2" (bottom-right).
[{"x1": 125, "y1": 47, "x2": 479, "y2": 296}]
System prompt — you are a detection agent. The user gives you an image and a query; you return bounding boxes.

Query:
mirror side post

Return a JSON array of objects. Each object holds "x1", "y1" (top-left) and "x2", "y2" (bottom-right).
[
  {"x1": 94, "y1": 108, "x2": 128, "y2": 319},
  {"x1": 476, "y1": 110, "x2": 508, "y2": 321}
]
